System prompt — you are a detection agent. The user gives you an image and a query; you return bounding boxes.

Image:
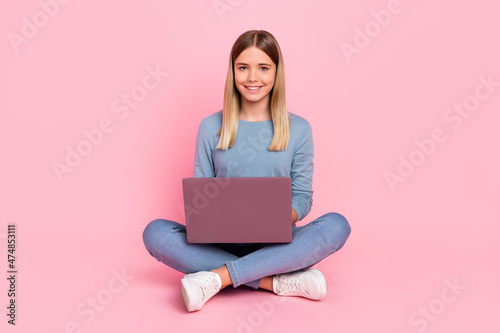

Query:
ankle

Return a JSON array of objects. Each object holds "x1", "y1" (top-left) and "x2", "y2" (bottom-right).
[
  {"x1": 258, "y1": 276, "x2": 275, "y2": 292},
  {"x1": 211, "y1": 266, "x2": 232, "y2": 289}
]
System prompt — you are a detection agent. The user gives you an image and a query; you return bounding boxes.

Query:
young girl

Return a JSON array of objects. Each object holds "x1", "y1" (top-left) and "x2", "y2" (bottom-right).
[{"x1": 142, "y1": 30, "x2": 351, "y2": 312}]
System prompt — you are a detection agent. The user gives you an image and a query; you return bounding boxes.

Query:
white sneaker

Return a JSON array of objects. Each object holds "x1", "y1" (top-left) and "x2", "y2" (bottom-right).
[
  {"x1": 272, "y1": 268, "x2": 327, "y2": 300},
  {"x1": 181, "y1": 271, "x2": 222, "y2": 312}
]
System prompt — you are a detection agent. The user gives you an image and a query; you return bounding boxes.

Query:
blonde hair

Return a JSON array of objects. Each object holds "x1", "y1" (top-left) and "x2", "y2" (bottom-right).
[{"x1": 216, "y1": 30, "x2": 290, "y2": 151}]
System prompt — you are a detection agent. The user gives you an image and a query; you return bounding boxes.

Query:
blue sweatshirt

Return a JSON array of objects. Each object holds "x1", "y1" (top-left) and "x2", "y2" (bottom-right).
[{"x1": 193, "y1": 110, "x2": 314, "y2": 222}]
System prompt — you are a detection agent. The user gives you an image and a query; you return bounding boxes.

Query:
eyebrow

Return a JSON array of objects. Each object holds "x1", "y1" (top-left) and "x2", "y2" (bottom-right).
[{"x1": 235, "y1": 62, "x2": 273, "y2": 66}]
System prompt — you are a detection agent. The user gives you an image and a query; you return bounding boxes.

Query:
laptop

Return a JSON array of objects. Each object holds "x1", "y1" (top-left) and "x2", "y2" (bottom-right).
[{"x1": 182, "y1": 177, "x2": 292, "y2": 243}]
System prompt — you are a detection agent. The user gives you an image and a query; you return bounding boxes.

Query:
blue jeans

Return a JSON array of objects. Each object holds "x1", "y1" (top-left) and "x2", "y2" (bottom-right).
[{"x1": 142, "y1": 212, "x2": 351, "y2": 289}]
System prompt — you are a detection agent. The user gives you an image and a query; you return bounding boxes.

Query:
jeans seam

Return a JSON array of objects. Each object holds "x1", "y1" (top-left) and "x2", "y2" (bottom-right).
[{"x1": 227, "y1": 261, "x2": 241, "y2": 287}]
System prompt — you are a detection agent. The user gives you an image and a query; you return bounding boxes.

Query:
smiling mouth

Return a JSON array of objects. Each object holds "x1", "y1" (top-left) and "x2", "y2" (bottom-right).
[{"x1": 244, "y1": 85, "x2": 263, "y2": 92}]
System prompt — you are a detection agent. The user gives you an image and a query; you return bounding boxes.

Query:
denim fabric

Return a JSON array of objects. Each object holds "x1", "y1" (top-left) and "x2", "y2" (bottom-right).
[{"x1": 143, "y1": 212, "x2": 351, "y2": 289}]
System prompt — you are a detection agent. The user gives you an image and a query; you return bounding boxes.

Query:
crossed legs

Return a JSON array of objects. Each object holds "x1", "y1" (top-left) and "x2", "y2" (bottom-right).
[{"x1": 143, "y1": 212, "x2": 351, "y2": 292}]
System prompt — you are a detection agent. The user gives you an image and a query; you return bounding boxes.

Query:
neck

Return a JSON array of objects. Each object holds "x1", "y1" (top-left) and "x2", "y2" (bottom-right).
[{"x1": 239, "y1": 97, "x2": 272, "y2": 121}]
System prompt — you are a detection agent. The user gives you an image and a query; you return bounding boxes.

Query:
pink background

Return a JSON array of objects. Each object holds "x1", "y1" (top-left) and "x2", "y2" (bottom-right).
[{"x1": 1, "y1": 0, "x2": 499, "y2": 332}]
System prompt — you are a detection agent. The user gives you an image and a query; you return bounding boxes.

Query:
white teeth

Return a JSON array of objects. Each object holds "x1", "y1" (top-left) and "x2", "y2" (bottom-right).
[{"x1": 246, "y1": 86, "x2": 261, "y2": 90}]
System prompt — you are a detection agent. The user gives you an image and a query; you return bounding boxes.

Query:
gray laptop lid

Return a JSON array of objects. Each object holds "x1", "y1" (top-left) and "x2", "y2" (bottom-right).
[{"x1": 182, "y1": 177, "x2": 292, "y2": 243}]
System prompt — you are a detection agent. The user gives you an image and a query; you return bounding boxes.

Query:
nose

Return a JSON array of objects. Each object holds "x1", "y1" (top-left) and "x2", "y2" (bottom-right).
[{"x1": 247, "y1": 68, "x2": 258, "y2": 82}]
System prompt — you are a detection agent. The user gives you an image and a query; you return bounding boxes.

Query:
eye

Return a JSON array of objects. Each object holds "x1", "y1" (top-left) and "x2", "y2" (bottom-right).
[
  {"x1": 238, "y1": 66, "x2": 247, "y2": 70},
  {"x1": 260, "y1": 67, "x2": 269, "y2": 71}
]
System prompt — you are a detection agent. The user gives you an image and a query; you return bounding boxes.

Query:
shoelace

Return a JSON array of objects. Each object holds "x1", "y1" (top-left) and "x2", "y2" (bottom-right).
[
  {"x1": 199, "y1": 275, "x2": 219, "y2": 301},
  {"x1": 277, "y1": 276, "x2": 304, "y2": 295}
]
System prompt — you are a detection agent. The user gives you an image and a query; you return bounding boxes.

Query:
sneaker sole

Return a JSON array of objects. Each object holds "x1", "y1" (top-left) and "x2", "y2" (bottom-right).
[
  {"x1": 181, "y1": 279, "x2": 197, "y2": 312},
  {"x1": 307, "y1": 268, "x2": 328, "y2": 300}
]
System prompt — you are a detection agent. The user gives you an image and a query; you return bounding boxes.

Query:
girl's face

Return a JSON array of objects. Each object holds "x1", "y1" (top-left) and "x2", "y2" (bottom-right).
[{"x1": 233, "y1": 47, "x2": 276, "y2": 106}]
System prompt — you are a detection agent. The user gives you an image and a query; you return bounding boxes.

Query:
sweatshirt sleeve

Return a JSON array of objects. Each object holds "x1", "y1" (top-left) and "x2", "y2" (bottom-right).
[
  {"x1": 290, "y1": 122, "x2": 314, "y2": 222},
  {"x1": 193, "y1": 119, "x2": 216, "y2": 178}
]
